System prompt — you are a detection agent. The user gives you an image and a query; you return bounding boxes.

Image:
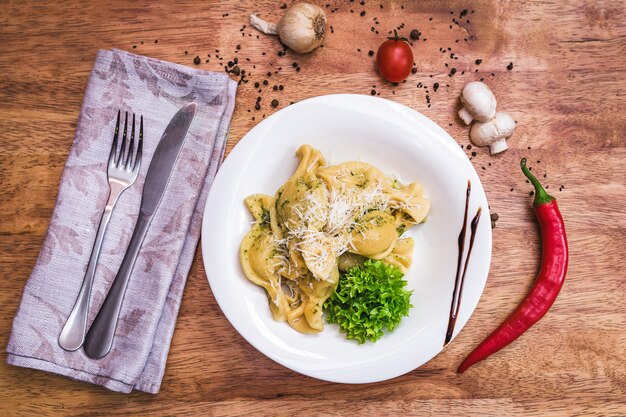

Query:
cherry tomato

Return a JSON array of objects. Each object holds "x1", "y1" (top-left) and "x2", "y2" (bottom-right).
[{"x1": 376, "y1": 32, "x2": 413, "y2": 83}]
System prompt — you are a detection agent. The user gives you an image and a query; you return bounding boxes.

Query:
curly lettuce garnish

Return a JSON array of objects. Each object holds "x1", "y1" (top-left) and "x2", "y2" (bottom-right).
[{"x1": 324, "y1": 259, "x2": 413, "y2": 343}]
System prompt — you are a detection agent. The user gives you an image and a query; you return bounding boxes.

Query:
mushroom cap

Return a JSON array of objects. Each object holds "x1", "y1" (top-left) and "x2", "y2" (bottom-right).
[
  {"x1": 460, "y1": 81, "x2": 497, "y2": 123},
  {"x1": 470, "y1": 112, "x2": 516, "y2": 146}
]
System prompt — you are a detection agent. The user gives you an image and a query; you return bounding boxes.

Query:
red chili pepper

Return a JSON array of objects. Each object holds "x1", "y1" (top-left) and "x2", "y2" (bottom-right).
[{"x1": 457, "y1": 158, "x2": 568, "y2": 373}]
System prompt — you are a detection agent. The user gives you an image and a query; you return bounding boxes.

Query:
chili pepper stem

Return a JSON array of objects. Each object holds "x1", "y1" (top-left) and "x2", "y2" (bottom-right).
[{"x1": 521, "y1": 158, "x2": 554, "y2": 206}]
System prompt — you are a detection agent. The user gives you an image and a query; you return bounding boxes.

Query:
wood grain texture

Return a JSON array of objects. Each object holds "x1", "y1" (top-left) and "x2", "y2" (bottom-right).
[{"x1": 1, "y1": 0, "x2": 625, "y2": 416}]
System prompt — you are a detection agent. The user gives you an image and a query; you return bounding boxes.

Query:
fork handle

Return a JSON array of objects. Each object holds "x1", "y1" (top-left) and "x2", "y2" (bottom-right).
[
  {"x1": 58, "y1": 189, "x2": 119, "y2": 351},
  {"x1": 83, "y1": 212, "x2": 152, "y2": 359}
]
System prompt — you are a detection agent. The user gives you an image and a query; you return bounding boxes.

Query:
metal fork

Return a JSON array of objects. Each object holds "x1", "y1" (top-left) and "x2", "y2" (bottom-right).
[{"x1": 59, "y1": 110, "x2": 143, "y2": 351}]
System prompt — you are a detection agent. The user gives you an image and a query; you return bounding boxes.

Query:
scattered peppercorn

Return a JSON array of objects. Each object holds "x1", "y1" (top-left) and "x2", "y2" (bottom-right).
[
  {"x1": 371, "y1": 89, "x2": 377, "y2": 95},
  {"x1": 410, "y1": 29, "x2": 421, "y2": 40},
  {"x1": 271, "y1": 99, "x2": 279, "y2": 107},
  {"x1": 263, "y1": 80, "x2": 269, "y2": 86},
  {"x1": 280, "y1": 3, "x2": 287, "y2": 9},
  {"x1": 255, "y1": 104, "x2": 261, "y2": 110},
  {"x1": 193, "y1": 56, "x2": 201, "y2": 65},
  {"x1": 368, "y1": 50, "x2": 374, "y2": 56},
  {"x1": 475, "y1": 59, "x2": 482, "y2": 65},
  {"x1": 471, "y1": 151, "x2": 477, "y2": 157},
  {"x1": 360, "y1": 11, "x2": 366, "y2": 16},
  {"x1": 254, "y1": 82, "x2": 260, "y2": 88},
  {"x1": 507, "y1": 62, "x2": 514, "y2": 70},
  {"x1": 433, "y1": 82, "x2": 439, "y2": 91},
  {"x1": 411, "y1": 67, "x2": 417, "y2": 74},
  {"x1": 232, "y1": 66, "x2": 241, "y2": 75},
  {"x1": 490, "y1": 213, "x2": 499, "y2": 221}
]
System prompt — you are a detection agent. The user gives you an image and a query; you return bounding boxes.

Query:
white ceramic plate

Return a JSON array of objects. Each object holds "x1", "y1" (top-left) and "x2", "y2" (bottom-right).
[{"x1": 201, "y1": 94, "x2": 491, "y2": 383}]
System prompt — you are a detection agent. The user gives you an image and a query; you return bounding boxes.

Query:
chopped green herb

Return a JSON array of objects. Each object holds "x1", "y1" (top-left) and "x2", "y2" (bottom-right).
[{"x1": 260, "y1": 208, "x2": 270, "y2": 228}]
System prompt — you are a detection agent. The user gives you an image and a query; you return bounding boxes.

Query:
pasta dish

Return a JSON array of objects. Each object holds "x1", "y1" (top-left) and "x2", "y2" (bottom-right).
[{"x1": 240, "y1": 145, "x2": 430, "y2": 334}]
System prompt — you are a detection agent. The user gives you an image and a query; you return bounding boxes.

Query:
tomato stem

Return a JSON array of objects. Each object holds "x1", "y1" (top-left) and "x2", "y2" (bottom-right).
[{"x1": 387, "y1": 29, "x2": 408, "y2": 42}]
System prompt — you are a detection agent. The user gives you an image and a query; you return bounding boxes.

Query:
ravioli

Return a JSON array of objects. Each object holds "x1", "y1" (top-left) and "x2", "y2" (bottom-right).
[{"x1": 239, "y1": 145, "x2": 430, "y2": 334}]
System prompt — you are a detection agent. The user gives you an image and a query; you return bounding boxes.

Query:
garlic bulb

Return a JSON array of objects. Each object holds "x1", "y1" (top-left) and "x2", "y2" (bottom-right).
[{"x1": 250, "y1": 2, "x2": 327, "y2": 53}]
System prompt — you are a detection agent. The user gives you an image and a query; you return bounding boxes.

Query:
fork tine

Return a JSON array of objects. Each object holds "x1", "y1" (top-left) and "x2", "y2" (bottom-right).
[
  {"x1": 116, "y1": 112, "x2": 128, "y2": 166},
  {"x1": 108, "y1": 110, "x2": 121, "y2": 166},
  {"x1": 124, "y1": 114, "x2": 136, "y2": 169},
  {"x1": 133, "y1": 115, "x2": 143, "y2": 172}
]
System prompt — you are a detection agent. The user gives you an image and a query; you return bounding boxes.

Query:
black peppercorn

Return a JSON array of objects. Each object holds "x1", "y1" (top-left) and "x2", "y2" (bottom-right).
[
  {"x1": 263, "y1": 80, "x2": 269, "y2": 86},
  {"x1": 271, "y1": 99, "x2": 279, "y2": 107},
  {"x1": 507, "y1": 62, "x2": 514, "y2": 70},
  {"x1": 232, "y1": 66, "x2": 241, "y2": 75},
  {"x1": 475, "y1": 59, "x2": 482, "y2": 65},
  {"x1": 368, "y1": 50, "x2": 374, "y2": 57},
  {"x1": 193, "y1": 56, "x2": 201, "y2": 65},
  {"x1": 410, "y1": 29, "x2": 421, "y2": 40},
  {"x1": 255, "y1": 103, "x2": 261, "y2": 110},
  {"x1": 254, "y1": 82, "x2": 260, "y2": 88}
]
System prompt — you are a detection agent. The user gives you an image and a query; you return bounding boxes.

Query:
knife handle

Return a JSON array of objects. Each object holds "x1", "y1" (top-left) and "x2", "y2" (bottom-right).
[{"x1": 83, "y1": 213, "x2": 152, "y2": 359}]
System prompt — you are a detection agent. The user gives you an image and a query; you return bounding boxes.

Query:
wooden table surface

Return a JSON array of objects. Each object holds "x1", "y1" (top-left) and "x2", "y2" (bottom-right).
[{"x1": 1, "y1": 0, "x2": 625, "y2": 415}]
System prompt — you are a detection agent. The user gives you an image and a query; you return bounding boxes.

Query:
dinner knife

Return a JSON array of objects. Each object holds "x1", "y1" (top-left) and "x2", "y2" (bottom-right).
[{"x1": 83, "y1": 103, "x2": 197, "y2": 359}]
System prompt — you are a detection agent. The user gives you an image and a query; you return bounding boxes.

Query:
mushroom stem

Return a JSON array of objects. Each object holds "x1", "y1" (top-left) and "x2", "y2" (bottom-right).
[
  {"x1": 458, "y1": 108, "x2": 474, "y2": 125},
  {"x1": 488, "y1": 138, "x2": 508, "y2": 154}
]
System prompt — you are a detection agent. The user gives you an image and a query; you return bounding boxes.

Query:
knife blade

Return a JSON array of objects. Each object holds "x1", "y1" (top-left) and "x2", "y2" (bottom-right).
[
  {"x1": 84, "y1": 103, "x2": 197, "y2": 359},
  {"x1": 141, "y1": 102, "x2": 197, "y2": 215}
]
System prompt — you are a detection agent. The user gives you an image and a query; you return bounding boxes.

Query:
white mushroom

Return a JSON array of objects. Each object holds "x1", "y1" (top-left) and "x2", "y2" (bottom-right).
[
  {"x1": 458, "y1": 81, "x2": 497, "y2": 125},
  {"x1": 470, "y1": 112, "x2": 516, "y2": 154}
]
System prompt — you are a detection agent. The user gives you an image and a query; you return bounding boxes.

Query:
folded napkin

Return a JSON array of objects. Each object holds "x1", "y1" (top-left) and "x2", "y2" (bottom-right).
[{"x1": 6, "y1": 49, "x2": 237, "y2": 393}]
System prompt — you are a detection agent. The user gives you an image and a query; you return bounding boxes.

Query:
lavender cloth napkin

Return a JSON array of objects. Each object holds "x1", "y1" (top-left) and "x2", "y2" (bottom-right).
[{"x1": 6, "y1": 49, "x2": 237, "y2": 393}]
